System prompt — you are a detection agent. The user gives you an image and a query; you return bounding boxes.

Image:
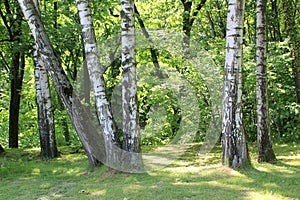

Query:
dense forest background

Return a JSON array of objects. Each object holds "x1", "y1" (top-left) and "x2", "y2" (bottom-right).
[{"x1": 0, "y1": 0, "x2": 299, "y2": 150}]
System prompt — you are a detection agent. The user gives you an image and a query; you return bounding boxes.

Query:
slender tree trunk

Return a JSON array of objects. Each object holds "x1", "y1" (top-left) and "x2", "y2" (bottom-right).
[
  {"x1": 134, "y1": 4, "x2": 163, "y2": 78},
  {"x1": 34, "y1": 51, "x2": 58, "y2": 158},
  {"x1": 270, "y1": 0, "x2": 282, "y2": 41},
  {"x1": 181, "y1": 0, "x2": 192, "y2": 48},
  {"x1": 76, "y1": 0, "x2": 120, "y2": 166},
  {"x1": 121, "y1": 0, "x2": 142, "y2": 171},
  {"x1": 33, "y1": 0, "x2": 58, "y2": 158},
  {"x1": 282, "y1": 0, "x2": 300, "y2": 103},
  {"x1": 8, "y1": 6, "x2": 25, "y2": 148},
  {"x1": 181, "y1": 0, "x2": 207, "y2": 48},
  {"x1": 206, "y1": 11, "x2": 216, "y2": 38},
  {"x1": 256, "y1": 0, "x2": 276, "y2": 163},
  {"x1": 18, "y1": 0, "x2": 105, "y2": 165},
  {"x1": 9, "y1": 52, "x2": 24, "y2": 148},
  {"x1": 51, "y1": 0, "x2": 71, "y2": 146},
  {"x1": 0, "y1": 144, "x2": 4, "y2": 153},
  {"x1": 221, "y1": 0, "x2": 250, "y2": 168}
]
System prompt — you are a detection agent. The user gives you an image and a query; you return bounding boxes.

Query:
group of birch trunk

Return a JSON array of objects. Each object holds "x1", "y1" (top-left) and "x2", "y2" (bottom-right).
[
  {"x1": 14, "y1": 0, "x2": 285, "y2": 169},
  {"x1": 221, "y1": 0, "x2": 276, "y2": 167},
  {"x1": 18, "y1": 0, "x2": 140, "y2": 168}
]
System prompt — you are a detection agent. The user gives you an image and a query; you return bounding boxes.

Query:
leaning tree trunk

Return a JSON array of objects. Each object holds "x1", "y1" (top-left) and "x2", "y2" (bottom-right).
[
  {"x1": 76, "y1": 0, "x2": 120, "y2": 166},
  {"x1": 18, "y1": 0, "x2": 105, "y2": 165},
  {"x1": 33, "y1": 0, "x2": 58, "y2": 158},
  {"x1": 256, "y1": 0, "x2": 276, "y2": 163},
  {"x1": 221, "y1": 0, "x2": 250, "y2": 168},
  {"x1": 121, "y1": 0, "x2": 143, "y2": 171},
  {"x1": 282, "y1": 0, "x2": 300, "y2": 103}
]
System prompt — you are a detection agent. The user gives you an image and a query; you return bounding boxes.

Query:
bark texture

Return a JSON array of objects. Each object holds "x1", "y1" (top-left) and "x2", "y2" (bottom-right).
[
  {"x1": 256, "y1": 0, "x2": 276, "y2": 163},
  {"x1": 121, "y1": 0, "x2": 142, "y2": 171},
  {"x1": 76, "y1": 0, "x2": 119, "y2": 166},
  {"x1": 221, "y1": 0, "x2": 250, "y2": 168},
  {"x1": 18, "y1": 0, "x2": 105, "y2": 165},
  {"x1": 1, "y1": 3, "x2": 25, "y2": 148},
  {"x1": 34, "y1": 52, "x2": 58, "y2": 158},
  {"x1": 34, "y1": 0, "x2": 58, "y2": 158}
]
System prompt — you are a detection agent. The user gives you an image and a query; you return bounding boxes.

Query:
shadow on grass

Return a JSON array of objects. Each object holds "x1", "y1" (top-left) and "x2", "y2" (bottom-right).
[{"x1": 0, "y1": 144, "x2": 299, "y2": 200}]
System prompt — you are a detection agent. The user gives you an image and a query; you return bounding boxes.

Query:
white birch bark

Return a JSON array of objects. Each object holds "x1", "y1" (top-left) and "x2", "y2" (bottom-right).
[
  {"x1": 33, "y1": 0, "x2": 58, "y2": 158},
  {"x1": 121, "y1": 0, "x2": 142, "y2": 170},
  {"x1": 256, "y1": 0, "x2": 276, "y2": 163},
  {"x1": 221, "y1": 0, "x2": 250, "y2": 168},
  {"x1": 75, "y1": 0, "x2": 119, "y2": 166},
  {"x1": 34, "y1": 51, "x2": 58, "y2": 158},
  {"x1": 18, "y1": 0, "x2": 105, "y2": 165}
]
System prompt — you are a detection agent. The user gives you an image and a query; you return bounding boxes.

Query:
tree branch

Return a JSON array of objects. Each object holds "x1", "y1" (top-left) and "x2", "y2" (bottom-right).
[
  {"x1": 134, "y1": 4, "x2": 163, "y2": 78},
  {"x1": 191, "y1": 0, "x2": 207, "y2": 25},
  {"x1": 109, "y1": 8, "x2": 119, "y2": 17},
  {"x1": 0, "y1": 8, "x2": 13, "y2": 38},
  {"x1": 0, "y1": 52, "x2": 10, "y2": 71}
]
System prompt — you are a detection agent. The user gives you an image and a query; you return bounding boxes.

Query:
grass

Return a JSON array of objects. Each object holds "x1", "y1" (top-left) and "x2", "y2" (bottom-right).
[{"x1": 0, "y1": 143, "x2": 299, "y2": 200}]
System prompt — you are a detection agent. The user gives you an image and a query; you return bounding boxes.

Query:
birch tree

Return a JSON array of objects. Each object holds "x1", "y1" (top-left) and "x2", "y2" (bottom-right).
[
  {"x1": 75, "y1": 0, "x2": 119, "y2": 166},
  {"x1": 18, "y1": 0, "x2": 105, "y2": 165},
  {"x1": 121, "y1": 0, "x2": 142, "y2": 170},
  {"x1": 33, "y1": 0, "x2": 58, "y2": 158},
  {"x1": 221, "y1": 0, "x2": 250, "y2": 168},
  {"x1": 256, "y1": 0, "x2": 276, "y2": 163}
]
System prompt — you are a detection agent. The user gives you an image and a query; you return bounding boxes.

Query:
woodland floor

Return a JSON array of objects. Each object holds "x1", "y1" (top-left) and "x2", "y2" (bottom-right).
[{"x1": 0, "y1": 143, "x2": 299, "y2": 200}]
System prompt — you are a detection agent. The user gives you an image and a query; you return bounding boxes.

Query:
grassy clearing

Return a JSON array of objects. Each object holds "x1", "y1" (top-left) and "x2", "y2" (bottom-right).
[{"x1": 0, "y1": 143, "x2": 299, "y2": 200}]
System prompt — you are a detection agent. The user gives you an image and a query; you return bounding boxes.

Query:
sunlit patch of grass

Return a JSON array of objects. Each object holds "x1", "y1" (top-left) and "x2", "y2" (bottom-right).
[{"x1": 0, "y1": 143, "x2": 299, "y2": 200}]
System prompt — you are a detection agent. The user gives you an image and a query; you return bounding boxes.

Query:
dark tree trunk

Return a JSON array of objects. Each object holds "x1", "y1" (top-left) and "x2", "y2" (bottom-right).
[
  {"x1": 182, "y1": 0, "x2": 192, "y2": 48},
  {"x1": 0, "y1": 144, "x2": 4, "y2": 153},
  {"x1": 270, "y1": 0, "x2": 282, "y2": 41},
  {"x1": 7, "y1": 5, "x2": 25, "y2": 148},
  {"x1": 256, "y1": 0, "x2": 276, "y2": 163},
  {"x1": 293, "y1": 67, "x2": 300, "y2": 103},
  {"x1": 134, "y1": 4, "x2": 163, "y2": 78},
  {"x1": 206, "y1": 11, "x2": 216, "y2": 38},
  {"x1": 8, "y1": 52, "x2": 22, "y2": 148},
  {"x1": 9, "y1": 53, "x2": 25, "y2": 148},
  {"x1": 181, "y1": 0, "x2": 207, "y2": 48}
]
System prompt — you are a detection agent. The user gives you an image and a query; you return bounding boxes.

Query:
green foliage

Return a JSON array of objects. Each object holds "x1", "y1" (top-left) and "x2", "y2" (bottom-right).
[
  {"x1": 0, "y1": 70, "x2": 10, "y2": 147},
  {"x1": 268, "y1": 41, "x2": 300, "y2": 142},
  {"x1": 0, "y1": 0, "x2": 299, "y2": 150},
  {"x1": 242, "y1": 41, "x2": 300, "y2": 143}
]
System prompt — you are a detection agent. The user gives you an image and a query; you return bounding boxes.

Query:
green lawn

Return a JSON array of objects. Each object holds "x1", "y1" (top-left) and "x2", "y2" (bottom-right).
[{"x1": 0, "y1": 143, "x2": 299, "y2": 200}]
